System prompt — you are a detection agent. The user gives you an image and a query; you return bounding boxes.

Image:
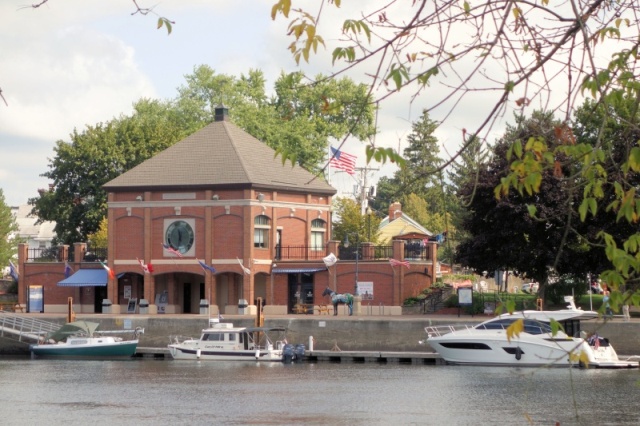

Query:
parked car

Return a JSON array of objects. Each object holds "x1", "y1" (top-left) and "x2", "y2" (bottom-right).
[{"x1": 521, "y1": 282, "x2": 539, "y2": 294}]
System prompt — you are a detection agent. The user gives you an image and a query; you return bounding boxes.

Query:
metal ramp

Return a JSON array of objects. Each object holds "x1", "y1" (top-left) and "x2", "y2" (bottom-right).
[{"x1": 0, "y1": 311, "x2": 61, "y2": 343}]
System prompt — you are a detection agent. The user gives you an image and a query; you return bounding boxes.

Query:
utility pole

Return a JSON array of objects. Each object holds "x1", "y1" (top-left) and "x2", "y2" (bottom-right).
[{"x1": 354, "y1": 166, "x2": 379, "y2": 215}]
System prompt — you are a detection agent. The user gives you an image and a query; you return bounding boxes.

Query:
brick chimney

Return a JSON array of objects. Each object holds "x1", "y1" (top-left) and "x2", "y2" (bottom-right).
[
  {"x1": 388, "y1": 202, "x2": 402, "y2": 221},
  {"x1": 214, "y1": 104, "x2": 229, "y2": 122}
]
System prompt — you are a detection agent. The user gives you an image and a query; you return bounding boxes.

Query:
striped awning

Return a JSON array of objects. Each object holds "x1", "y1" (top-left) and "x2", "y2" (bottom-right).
[
  {"x1": 57, "y1": 269, "x2": 107, "y2": 287},
  {"x1": 272, "y1": 267, "x2": 327, "y2": 274}
]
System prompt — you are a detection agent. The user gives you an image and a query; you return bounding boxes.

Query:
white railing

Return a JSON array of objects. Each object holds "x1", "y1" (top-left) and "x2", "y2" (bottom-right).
[
  {"x1": 0, "y1": 312, "x2": 61, "y2": 343},
  {"x1": 425, "y1": 324, "x2": 477, "y2": 338}
]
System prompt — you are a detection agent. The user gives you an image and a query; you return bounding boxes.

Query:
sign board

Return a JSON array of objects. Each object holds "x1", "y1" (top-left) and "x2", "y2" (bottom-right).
[
  {"x1": 127, "y1": 298, "x2": 138, "y2": 314},
  {"x1": 357, "y1": 282, "x2": 374, "y2": 300},
  {"x1": 155, "y1": 291, "x2": 168, "y2": 314},
  {"x1": 28, "y1": 285, "x2": 44, "y2": 313},
  {"x1": 458, "y1": 287, "x2": 473, "y2": 306},
  {"x1": 124, "y1": 285, "x2": 132, "y2": 299}
]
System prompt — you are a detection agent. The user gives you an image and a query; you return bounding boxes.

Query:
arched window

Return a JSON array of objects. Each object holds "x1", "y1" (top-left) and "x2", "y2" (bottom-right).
[
  {"x1": 311, "y1": 219, "x2": 326, "y2": 251},
  {"x1": 254, "y1": 215, "x2": 271, "y2": 249}
]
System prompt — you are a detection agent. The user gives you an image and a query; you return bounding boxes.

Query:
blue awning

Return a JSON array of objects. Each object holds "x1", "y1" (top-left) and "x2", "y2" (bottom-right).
[
  {"x1": 272, "y1": 267, "x2": 327, "y2": 274},
  {"x1": 57, "y1": 269, "x2": 108, "y2": 287}
]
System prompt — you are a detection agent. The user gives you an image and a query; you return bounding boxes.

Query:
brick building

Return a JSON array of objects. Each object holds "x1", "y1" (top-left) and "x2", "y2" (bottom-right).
[{"x1": 15, "y1": 106, "x2": 439, "y2": 315}]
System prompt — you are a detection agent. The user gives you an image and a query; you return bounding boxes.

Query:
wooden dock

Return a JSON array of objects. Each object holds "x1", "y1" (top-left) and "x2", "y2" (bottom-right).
[{"x1": 134, "y1": 347, "x2": 444, "y2": 364}]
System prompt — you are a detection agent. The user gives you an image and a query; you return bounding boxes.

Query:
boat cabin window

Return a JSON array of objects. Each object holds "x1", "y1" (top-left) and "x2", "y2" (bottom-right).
[
  {"x1": 476, "y1": 318, "x2": 552, "y2": 335},
  {"x1": 202, "y1": 333, "x2": 225, "y2": 341},
  {"x1": 562, "y1": 319, "x2": 581, "y2": 337}
]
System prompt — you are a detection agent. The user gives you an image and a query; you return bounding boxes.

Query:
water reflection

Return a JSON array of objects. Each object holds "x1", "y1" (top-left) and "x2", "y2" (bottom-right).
[{"x1": 0, "y1": 359, "x2": 638, "y2": 425}]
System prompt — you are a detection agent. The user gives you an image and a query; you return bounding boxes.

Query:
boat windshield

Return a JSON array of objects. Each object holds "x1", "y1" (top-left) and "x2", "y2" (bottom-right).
[{"x1": 475, "y1": 318, "x2": 552, "y2": 335}]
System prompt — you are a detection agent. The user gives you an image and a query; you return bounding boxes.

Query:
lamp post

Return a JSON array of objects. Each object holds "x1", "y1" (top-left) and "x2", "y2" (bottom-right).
[{"x1": 344, "y1": 233, "x2": 359, "y2": 296}]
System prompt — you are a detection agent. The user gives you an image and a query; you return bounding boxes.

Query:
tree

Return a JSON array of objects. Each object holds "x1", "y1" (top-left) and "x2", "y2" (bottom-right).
[
  {"x1": 369, "y1": 111, "x2": 446, "y2": 214},
  {"x1": 174, "y1": 66, "x2": 376, "y2": 172},
  {"x1": 456, "y1": 111, "x2": 586, "y2": 289},
  {"x1": 87, "y1": 217, "x2": 108, "y2": 250},
  {"x1": 332, "y1": 197, "x2": 380, "y2": 245},
  {"x1": 456, "y1": 105, "x2": 640, "y2": 303},
  {"x1": 272, "y1": 1, "x2": 640, "y2": 296},
  {"x1": 30, "y1": 99, "x2": 186, "y2": 244},
  {"x1": 0, "y1": 189, "x2": 19, "y2": 269},
  {"x1": 30, "y1": 68, "x2": 376, "y2": 245}
]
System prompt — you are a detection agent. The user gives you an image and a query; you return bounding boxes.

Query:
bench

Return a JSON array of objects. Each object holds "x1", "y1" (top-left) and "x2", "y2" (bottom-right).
[
  {"x1": 13, "y1": 304, "x2": 25, "y2": 313},
  {"x1": 315, "y1": 304, "x2": 334, "y2": 315},
  {"x1": 293, "y1": 304, "x2": 312, "y2": 314}
]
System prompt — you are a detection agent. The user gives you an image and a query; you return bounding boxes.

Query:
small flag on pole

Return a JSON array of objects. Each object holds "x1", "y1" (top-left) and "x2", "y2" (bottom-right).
[
  {"x1": 323, "y1": 253, "x2": 337, "y2": 267},
  {"x1": 99, "y1": 261, "x2": 116, "y2": 280},
  {"x1": 197, "y1": 259, "x2": 216, "y2": 274},
  {"x1": 162, "y1": 243, "x2": 183, "y2": 258},
  {"x1": 137, "y1": 258, "x2": 154, "y2": 274},
  {"x1": 389, "y1": 258, "x2": 410, "y2": 269},
  {"x1": 329, "y1": 146, "x2": 357, "y2": 175},
  {"x1": 9, "y1": 260, "x2": 19, "y2": 283},
  {"x1": 64, "y1": 261, "x2": 73, "y2": 278},
  {"x1": 236, "y1": 258, "x2": 251, "y2": 275}
]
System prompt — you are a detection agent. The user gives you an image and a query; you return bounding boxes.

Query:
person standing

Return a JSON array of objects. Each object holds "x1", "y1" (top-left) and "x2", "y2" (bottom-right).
[{"x1": 602, "y1": 284, "x2": 613, "y2": 319}]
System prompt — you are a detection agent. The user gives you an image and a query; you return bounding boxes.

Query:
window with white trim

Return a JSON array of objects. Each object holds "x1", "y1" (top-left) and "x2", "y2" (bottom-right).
[
  {"x1": 254, "y1": 215, "x2": 270, "y2": 249},
  {"x1": 311, "y1": 219, "x2": 326, "y2": 251}
]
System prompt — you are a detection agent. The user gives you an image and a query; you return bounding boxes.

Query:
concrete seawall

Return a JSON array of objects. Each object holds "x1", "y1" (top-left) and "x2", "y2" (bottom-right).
[{"x1": 2, "y1": 313, "x2": 640, "y2": 356}]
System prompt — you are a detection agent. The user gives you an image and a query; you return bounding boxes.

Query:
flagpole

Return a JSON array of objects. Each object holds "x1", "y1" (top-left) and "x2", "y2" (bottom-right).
[{"x1": 327, "y1": 145, "x2": 332, "y2": 185}]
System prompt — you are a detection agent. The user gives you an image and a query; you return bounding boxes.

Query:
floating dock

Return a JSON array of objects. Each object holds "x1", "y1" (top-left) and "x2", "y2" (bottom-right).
[{"x1": 134, "y1": 347, "x2": 444, "y2": 364}]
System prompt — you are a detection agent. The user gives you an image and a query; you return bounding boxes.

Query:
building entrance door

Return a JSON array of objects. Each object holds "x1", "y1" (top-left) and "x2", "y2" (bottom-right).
[{"x1": 288, "y1": 272, "x2": 314, "y2": 313}]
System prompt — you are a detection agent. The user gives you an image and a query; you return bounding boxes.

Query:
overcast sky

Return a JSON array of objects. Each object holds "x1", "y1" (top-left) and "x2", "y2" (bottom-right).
[{"x1": 0, "y1": 0, "x2": 509, "y2": 207}]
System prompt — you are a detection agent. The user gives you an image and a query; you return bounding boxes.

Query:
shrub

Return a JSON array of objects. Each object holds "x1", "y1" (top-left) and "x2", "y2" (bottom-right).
[{"x1": 545, "y1": 274, "x2": 588, "y2": 305}]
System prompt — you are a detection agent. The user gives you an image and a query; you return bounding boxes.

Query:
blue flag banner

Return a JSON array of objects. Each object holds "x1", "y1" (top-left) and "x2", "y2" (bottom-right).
[
  {"x1": 9, "y1": 261, "x2": 19, "y2": 283},
  {"x1": 64, "y1": 261, "x2": 73, "y2": 278},
  {"x1": 197, "y1": 259, "x2": 216, "y2": 274}
]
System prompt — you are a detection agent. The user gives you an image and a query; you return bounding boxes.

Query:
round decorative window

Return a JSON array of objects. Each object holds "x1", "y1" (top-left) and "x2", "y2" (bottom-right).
[{"x1": 165, "y1": 220, "x2": 194, "y2": 254}]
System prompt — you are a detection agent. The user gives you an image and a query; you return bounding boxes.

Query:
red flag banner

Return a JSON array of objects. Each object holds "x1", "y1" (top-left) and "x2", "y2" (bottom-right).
[{"x1": 389, "y1": 258, "x2": 410, "y2": 269}]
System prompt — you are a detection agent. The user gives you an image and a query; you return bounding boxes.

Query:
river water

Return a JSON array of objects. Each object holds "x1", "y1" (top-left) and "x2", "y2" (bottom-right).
[{"x1": 0, "y1": 358, "x2": 638, "y2": 425}]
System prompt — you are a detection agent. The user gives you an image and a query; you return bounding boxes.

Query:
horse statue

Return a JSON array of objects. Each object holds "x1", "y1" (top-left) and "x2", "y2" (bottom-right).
[{"x1": 322, "y1": 287, "x2": 354, "y2": 316}]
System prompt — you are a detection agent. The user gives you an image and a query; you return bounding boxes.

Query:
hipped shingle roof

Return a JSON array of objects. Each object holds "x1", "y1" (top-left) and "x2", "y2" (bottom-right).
[{"x1": 104, "y1": 120, "x2": 336, "y2": 195}]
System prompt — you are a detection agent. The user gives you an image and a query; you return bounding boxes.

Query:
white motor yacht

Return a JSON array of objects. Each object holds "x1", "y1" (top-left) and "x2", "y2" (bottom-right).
[
  {"x1": 168, "y1": 321, "x2": 294, "y2": 362},
  {"x1": 425, "y1": 297, "x2": 638, "y2": 368}
]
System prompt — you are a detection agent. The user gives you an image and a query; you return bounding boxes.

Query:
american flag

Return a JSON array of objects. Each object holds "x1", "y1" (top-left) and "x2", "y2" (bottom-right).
[
  {"x1": 389, "y1": 258, "x2": 410, "y2": 269},
  {"x1": 329, "y1": 146, "x2": 357, "y2": 175},
  {"x1": 162, "y1": 243, "x2": 183, "y2": 258}
]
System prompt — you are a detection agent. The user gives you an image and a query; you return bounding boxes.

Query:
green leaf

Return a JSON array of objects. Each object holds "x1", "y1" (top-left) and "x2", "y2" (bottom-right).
[
  {"x1": 157, "y1": 18, "x2": 173, "y2": 35},
  {"x1": 513, "y1": 140, "x2": 523, "y2": 158},
  {"x1": 527, "y1": 204, "x2": 537, "y2": 217},
  {"x1": 629, "y1": 147, "x2": 640, "y2": 172},
  {"x1": 549, "y1": 319, "x2": 563, "y2": 336},
  {"x1": 505, "y1": 81, "x2": 515, "y2": 92}
]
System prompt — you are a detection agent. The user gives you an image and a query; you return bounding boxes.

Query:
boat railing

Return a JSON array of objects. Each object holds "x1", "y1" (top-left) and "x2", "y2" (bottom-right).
[
  {"x1": 95, "y1": 327, "x2": 144, "y2": 340},
  {"x1": 169, "y1": 335, "x2": 196, "y2": 345},
  {"x1": 425, "y1": 324, "x2": 477, "y2": 337}
]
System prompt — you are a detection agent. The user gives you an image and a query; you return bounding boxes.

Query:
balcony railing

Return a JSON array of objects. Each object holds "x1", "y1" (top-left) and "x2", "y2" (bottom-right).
[
  {"x1": 27, "y1": 247, "x2": 61, "y2": 262},
  {"x1": 83, "y1": 247, "x2": 107, "y2": 262},
  {"x1": 404, "y1": 243, "x2": 432, "y2": 261},
  {"x1": 275, "y1": 246, "x2": 327, "y2": 261}
]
